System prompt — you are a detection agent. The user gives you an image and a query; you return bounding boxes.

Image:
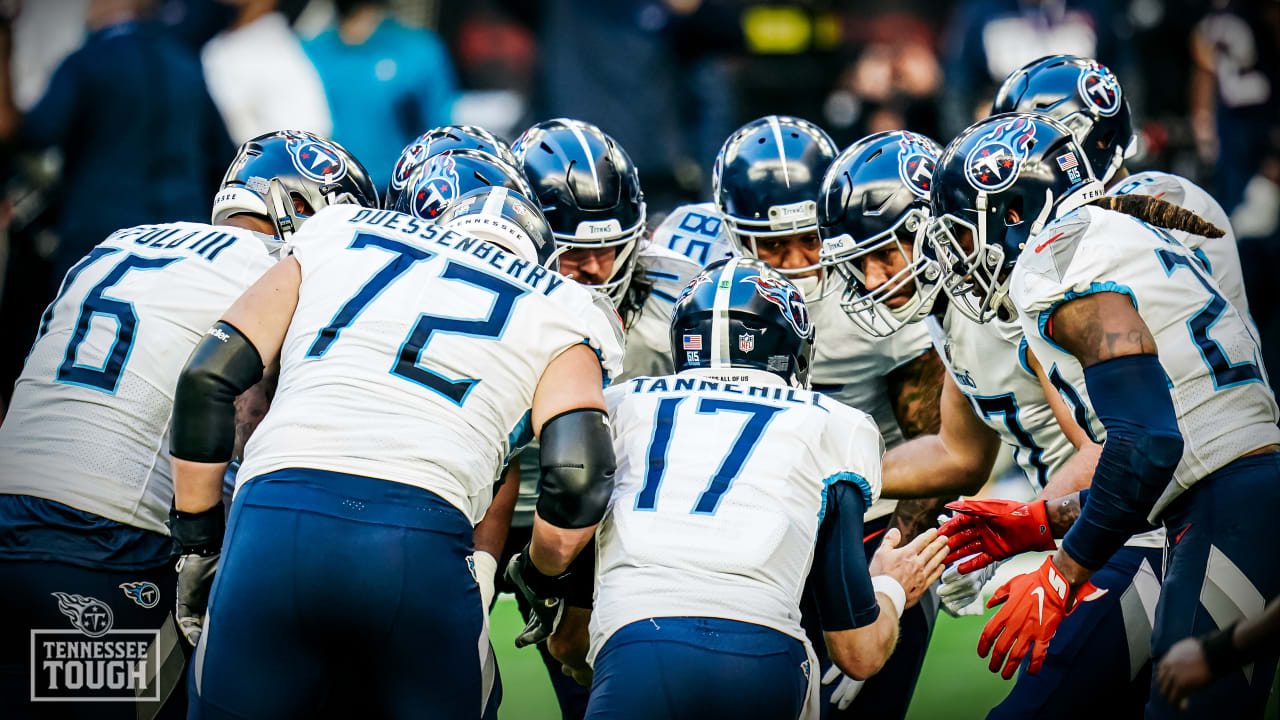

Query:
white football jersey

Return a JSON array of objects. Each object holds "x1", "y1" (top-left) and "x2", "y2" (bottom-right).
[
  {"x1": 654, "y1": 203, "x2": 929, "y2": 521},
  {"x1": 648, "y1": 202, "x2": 735, "y2": 267},
  {"x1": 237, "y1": 206, "x2": 625, "y2": 525},
  {"x1": 589, "y1": 368, "x2": 884, "y2": 664},
  {"x1": 1110, "y1": 171, "x2": 1249, "y2": 320},
  {"x1": 618, "y1": 244, "x2": 703, "y2": 380},
  {"x1": 512, "y1": 245, "x2": 701, "y2": 522},
  {"x1": 0, "y1": 223, "x2": 275, "y2": 535},
  {"x1": 808, "y1": 290, "x2": 934, "y2": 521},
  {"x1": 1011, "y1": 206, "x2": 1280, "y2": 521},
  {"x1": 930, "y1": 310, "x2": 1074, "y2": 490}
]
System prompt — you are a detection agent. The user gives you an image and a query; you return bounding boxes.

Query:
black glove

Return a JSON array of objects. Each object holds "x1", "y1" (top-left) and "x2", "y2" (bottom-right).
[
  {"x1": 505, "y1": 547, "x2": 570, "y2": 648},
  {"x1": 168, "y1": 502, "x2": 224, "y2": 648}
]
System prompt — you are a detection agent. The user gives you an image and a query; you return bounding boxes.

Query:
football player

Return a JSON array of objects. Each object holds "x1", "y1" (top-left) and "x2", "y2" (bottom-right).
[
  {"x1": 0, "y1": 130, "x2": 378, "y2": 718},
  {"x1": 819, "y1": 129, "x2": 1164, "y2": 717},
  {"x1": 167, "y1": 185, "x2": 624, "y2": 716},
  {"x1": 929, "y1": 112, "x2": 1280, "y2": 718},
  {"x1": 992, "y1": 55, "x2": 1249, "y2": 320},
  {"x1": 499, "y1": 117, "x2": 701, "y2": 718},
  {"x1": 707, "y1": 115, "x2": 949, "y2": 720},
  {"x1": 545, "y1": 258, "x2": 949, "y2": 719}
]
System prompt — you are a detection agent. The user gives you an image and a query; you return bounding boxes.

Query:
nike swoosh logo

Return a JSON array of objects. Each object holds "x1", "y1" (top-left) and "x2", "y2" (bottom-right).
[{"x1": 1030, "y1": 587, "x2": 1045, "y2": 624}]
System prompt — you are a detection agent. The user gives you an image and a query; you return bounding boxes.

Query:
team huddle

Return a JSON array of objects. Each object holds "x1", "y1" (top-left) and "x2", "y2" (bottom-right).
[{"x1": 0, "y1": 53, "x2": 1276, "y2": 719}]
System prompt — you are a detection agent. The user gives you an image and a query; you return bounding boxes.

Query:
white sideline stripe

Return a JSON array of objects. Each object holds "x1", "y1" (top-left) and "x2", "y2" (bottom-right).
[
  {"x1": 1200, "y1": 544, "x2": 1265, "y2": 683},
  {"x1": 768, "y1": 115, "x2": 790, "y2": 188},
  {"x1": 568, "y1": 122, "x2": 602, "y2": 201},
  {"x1": 711, "y1": 258, "x2": 739, "y2": 368}
]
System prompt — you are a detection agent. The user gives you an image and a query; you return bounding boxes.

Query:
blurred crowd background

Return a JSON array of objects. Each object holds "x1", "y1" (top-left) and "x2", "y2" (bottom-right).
[{"x1": 0, "y1": 0, "x2": 1277, "y2": 410}]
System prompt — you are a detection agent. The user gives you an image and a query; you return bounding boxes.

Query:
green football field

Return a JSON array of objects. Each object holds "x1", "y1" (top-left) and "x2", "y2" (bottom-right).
[
  {"x1": 490, "y1": 596, "x2": 1280, "y2": 719},
  {"x1": 488, "y1": 597, "x2": 1014, "y2": 719}
]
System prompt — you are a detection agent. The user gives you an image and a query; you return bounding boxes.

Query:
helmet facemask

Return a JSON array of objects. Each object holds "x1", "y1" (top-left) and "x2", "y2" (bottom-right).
[
  {"x1": 822, "y1": 207, "x2": 941, "y2": 336},
  {"x1": 553, "y1": 206, "x2": 647, "y2": 304}
]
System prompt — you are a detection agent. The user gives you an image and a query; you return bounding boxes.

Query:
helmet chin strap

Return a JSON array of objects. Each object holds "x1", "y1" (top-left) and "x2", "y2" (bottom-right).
[
  {"x1": 267, "y1": 179, "x2": 301, "y2": 240},
  {"x1": 792, "y1": 274, "x2": 822, "y2": 302}
]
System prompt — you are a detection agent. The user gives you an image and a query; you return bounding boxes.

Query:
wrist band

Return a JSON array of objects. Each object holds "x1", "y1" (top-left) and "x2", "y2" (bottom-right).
[
  {"x1": 1200, "y1": 622, "x2": 1244, "y2": 677},
  {"x1": 872, "y1": 575, "x2": 906, "y2": 619}
]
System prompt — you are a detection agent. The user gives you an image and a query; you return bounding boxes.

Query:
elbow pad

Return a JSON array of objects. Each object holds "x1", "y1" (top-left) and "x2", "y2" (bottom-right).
[
  {"x1": 171, "y1": 322, "x2": 264, "y2": 463},
  {"x1": 1062, "y1": 354, "x2": 1183, "y2": 569},
  {"x1": 536, "y1": 408, "x2": 615, "y2": 529}
]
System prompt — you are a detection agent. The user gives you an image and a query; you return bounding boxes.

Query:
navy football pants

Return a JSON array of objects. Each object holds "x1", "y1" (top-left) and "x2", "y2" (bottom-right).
[
  {"x1": 989, "y1": 545, "x2": 1164, "y2": 719},
  {"x1": 1145, "y1": 452, "x2": 1280, "y2": 719},
  {"x1": 189, "y1": 469, "x2": 499, "y2": 719},
  {"x1": 585, "y1": 617, "x2": 809, "y2": 720}
]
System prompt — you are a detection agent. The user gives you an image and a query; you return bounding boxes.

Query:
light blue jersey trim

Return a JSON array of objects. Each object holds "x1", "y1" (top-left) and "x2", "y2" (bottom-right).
[
  {"x1": 1036, "y1": 282, "x2": 1138, "y2": 354},
  {"x1": 817, "y1": 471, "x2": 873, "y2": 525}
]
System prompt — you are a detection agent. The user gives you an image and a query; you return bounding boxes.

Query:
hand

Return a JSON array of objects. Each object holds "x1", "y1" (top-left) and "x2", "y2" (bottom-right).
[
  {"x1": 939, "y1": 499, "x2": 1056, "y2": 573},
  {"x1": 174, "y1": 552, "x2": 219, "y2": 647},
  {"x1": 472, "y1": 551, "x2": 497, "y2": 612},
  {"x1": 505, "y1": 552, "x2": 566, "y2": 648},
  {"x1": 560, "y1": 662, "x2": 593, "y2": 688},
  {"x1": 1156, "y1": 637, "x2": 1214, "y2": 710},
  {"x1": 978, "y1": 556, "x2": 1106, "y2": 678},
  {"x1": 939, "y1": 555, "x2": 999, "y2": 617},
  {"x1": 821, "y1": 665, "x2": 865, "y2": 710},
  {"x1": 868, "y1": 527, "x2": 949, "y2": 608}
]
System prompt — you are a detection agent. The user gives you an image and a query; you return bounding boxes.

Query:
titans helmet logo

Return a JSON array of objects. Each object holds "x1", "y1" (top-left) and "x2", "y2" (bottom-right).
[
  {"x1": 897, "y1": 131, "x2": 937, "y2": 199},
  {"x1": 51, "y1": 592, "x2": 114, "y2": 637},
  {"x1": 285, "y1": 132, "x2": 347, "y2": 183},
  {"x1": 1077, "y1": 64, "x2": 1122, "y2": 117},
  {"x1": 676, "y1": 273, "x2": 713, "y2": 305},
  {"x1": 410, "y1": 152, "x2": 461, "y2": 219},
  {"x1": 390, "y1": 133, "x2": 432, "y2": 193},
  {"x1": 964, "y1": 116, "x2": 1036, "y2": 193},
  {"x1": 740, "y1": 275, "x2": 813, "y2": 339}
]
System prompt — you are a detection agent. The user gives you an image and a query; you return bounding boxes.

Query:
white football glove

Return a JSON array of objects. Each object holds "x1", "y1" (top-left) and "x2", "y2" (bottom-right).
[
  {"x1": 821, "y1": 665, "x2": 865, "y2": 710},
  {"x1": 937, "y1": 553, "x2": 999, "y2": 617},
  {"x1": 472, "y1": 550, "x2": 497, "y2": 611}
]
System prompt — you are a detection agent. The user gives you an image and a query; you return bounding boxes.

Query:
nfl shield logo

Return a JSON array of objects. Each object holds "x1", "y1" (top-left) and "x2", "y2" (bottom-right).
[{"x1": 738, "y1": 333, "x2": 755, "y2": 352}]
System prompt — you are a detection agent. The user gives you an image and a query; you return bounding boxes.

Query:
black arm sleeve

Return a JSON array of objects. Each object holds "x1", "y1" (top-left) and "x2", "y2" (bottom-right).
[
  {"x1": 171, "y1": 321, "x2": 264, "y2": 463},
  {"x1": 809, "y1": 482, "x2": 880, "y2": 632},
  {"x1": 536, "y1": 408, "x2": 616, "y2": 529}
]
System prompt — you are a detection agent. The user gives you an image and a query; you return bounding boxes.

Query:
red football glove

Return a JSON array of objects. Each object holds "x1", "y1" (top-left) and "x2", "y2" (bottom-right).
[
  {"x1": 938, "y1": 499, "x2": 1057, "y2": 573},
  {"x1": 978, "y1": 556, "x2": 1107, "y2": 679}
]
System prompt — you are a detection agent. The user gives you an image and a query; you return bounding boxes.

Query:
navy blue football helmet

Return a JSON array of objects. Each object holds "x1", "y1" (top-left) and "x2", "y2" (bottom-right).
[
  {"x1": 386, "y1": 125, "x2": 518, "y2": 208},
  {"x1": 512, "y1": 118, "x2": 646, "y2": 304},
  {"x1": 213, "y1": 130, "x2": 379, "y2": 249},
  {"x1": 437, "y1": 187, "x2": 558, "y2": 270},
  {"x1": 992, "y1": 55, "x2": 1134, "y2": 185},
  {"x1": 393, "y1": 149, "x2": 534, "y2": 221},
  {"x1": 818, "y1": 131, "x2": 945, "y2": 337},
  {"x1": 713, "y1": 115, "x2": 839, "y2": 290},
  {"x1": 928, "y1": 113, "x2": 1105, "y2": 323},
  {"x1": 670, "y1": 257, "x2": 814, "y2": 388}
]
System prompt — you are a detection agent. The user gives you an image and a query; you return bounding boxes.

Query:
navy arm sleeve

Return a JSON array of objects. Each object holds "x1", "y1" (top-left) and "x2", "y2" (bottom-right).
[
  {"x1": 808, "y1": 481, "x2": 880, "y2": 632},
  {"x1": 1061, "y1": 353, "x2": 1183, "y2": 569}
]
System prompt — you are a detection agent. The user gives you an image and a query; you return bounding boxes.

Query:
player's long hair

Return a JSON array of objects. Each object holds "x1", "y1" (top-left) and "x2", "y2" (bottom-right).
[
  {"x1": 618, "y1": 262, "x2": 654, "y2": 328},
  {"x1": 1086, "y1": 194, "x2": 1225, "y2": 238}
]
